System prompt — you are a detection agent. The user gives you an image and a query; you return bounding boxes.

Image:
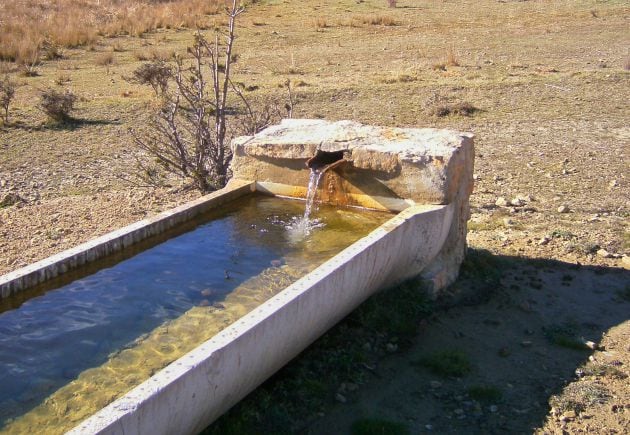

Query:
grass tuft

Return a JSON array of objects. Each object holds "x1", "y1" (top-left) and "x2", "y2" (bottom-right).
[
  {"x1": 467, "y1": 385, "x2": 503, "y2": 403},
  {"x1": 415, "y1": 350, "x2": 472, "y2": 377},
  {"x1": 543, "y1": 323, "x2": 590, "y2": 350}
]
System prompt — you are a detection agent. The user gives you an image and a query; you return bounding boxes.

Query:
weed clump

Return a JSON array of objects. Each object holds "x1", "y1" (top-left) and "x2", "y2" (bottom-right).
[
  {"x1": 425, "y1": 92, "x2": 478, "y2": 117},
  {"x1": 39, "y1": 89, "x2": 77, "y2": 123}
]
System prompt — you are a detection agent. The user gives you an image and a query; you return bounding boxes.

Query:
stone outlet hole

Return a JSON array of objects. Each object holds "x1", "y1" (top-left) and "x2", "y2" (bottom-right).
[{"x1": 306, "y1": 149, "x2": 345, "y2": 171}]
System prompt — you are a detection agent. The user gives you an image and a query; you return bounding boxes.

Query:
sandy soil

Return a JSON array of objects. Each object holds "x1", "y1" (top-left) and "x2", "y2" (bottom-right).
[{"x1": 0, "y1": 0, "x2": 628, "y2": 433}]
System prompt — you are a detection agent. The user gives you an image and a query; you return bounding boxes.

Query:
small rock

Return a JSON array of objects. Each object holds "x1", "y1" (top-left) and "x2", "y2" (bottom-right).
[
  {"x1": 425, "y1": 424, "x2": 433, "y2": 431},
  {"x1": 345, "y1": 382, "x2": 358, "y2": 392},
  {"x1": 0, "y1": 193, "x2": 23, "y2": 207},
  {"x1": 335, "y1": 393, "x2": 347, "y2": 403},
  {"x1": 510, "y1": 198, "x2": 525, "y2": 207},
  {"x1": 596, "y1": 249, "x2": 613, "y2": 259},
  {"x1": 521, "y1": 340, "x2": 533, "y2": 348},
  {"x1": 557, "y1": 205, "x2": 570, "y2": 213},
  {"x1": 538, "y1": 237, "x2": 550, "y2": 246},
  {"x1": 473, "y1": 173, "x2": 480, "y2": 181},
  {"x1": 560, "y1": 410, "x2": 576, "y2": 421},
  {"x1": 489, "y1": 405, "x2": 498, "y2": 413},
  {"x1": 584, "y1": 340, "x2": 597, "y2": 350},
  {"x1": 430, "y1": 381, "x2": 442, "y2": 389},
  {"x1": 503, "y1": 218, "x2": 515, "y2": 226},
  {"x1": 454, "y1": 408, "x2": 464, "y2": 415},
  {"x1": 386, "y1": 343, "x2": 398, "y2": 353},
  {"x1": 609, "y1": 180, "x2": 618, "y2": 188},
  {"x1": 495, "y1": 197, "x2": 508, "y2": 207}
]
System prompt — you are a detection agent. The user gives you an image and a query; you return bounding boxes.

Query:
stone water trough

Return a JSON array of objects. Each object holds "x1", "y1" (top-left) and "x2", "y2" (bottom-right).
[{"x1": 1, "y1": 119, "x2": 473, "y2": 434}]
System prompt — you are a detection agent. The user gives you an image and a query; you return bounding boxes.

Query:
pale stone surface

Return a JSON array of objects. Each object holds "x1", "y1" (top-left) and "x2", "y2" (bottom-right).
[
  {"x1": 231, "y1": 119, "x2": 474, "y2": 205},
  {"x1": 230, "y1": 119, "x2": 475, "y2": 293}
]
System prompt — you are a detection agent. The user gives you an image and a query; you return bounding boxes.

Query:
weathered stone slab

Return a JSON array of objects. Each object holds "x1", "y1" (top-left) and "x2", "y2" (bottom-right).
[
  {"x1": 230, "y1": 118, "x2": 474, "y2": 205},
  {"x1": 230, "y1": 119, "x2": 475, "y2": 292}
]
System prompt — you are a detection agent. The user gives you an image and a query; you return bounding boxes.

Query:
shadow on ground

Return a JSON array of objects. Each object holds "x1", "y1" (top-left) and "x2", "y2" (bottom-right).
[{"x1": 204, "y1": 249, "x2": 629, "y2": 434}]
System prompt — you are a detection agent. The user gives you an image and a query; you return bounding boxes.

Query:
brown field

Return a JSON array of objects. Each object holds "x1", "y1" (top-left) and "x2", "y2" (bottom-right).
[
  {"x1": 0, "y1": 0, "x2": 629, "y2": 433},
  {"x1": 0, "y1": 0, "x2": 221, "y2": 63}
]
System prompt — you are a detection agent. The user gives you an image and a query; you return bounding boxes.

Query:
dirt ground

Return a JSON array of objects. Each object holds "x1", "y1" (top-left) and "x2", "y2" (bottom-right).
[{"x1": 0, "y1": 0, "x2": 628, "y2": 433}]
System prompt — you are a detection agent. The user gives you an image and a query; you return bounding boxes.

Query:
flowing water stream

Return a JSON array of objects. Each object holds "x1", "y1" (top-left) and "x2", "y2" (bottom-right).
[
  {"x1": 286, "y1": 168, "x2": 324, "y2": 242},
  {"x1": 0, "y1": 194, "x2": 392, "y2": 434}
]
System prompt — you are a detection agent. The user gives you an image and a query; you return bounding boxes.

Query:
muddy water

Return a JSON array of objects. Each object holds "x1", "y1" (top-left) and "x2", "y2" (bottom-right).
[{"x1": 0, "y1": 195, "x2": 392, "y2": 434}]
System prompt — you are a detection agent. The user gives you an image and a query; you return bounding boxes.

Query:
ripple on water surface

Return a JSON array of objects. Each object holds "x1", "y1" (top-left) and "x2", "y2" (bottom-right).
[{"x1": 0, "y1": 195, "x2": 392, "y2": 433}]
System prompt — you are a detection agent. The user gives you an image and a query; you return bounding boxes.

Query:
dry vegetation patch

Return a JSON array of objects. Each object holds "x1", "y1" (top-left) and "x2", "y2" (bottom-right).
[{"x1": 0, "y1": 0, "x2": 221, "y2": 64}]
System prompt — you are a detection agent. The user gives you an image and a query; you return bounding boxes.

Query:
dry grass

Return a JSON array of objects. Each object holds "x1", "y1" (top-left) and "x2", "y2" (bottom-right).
[
  {"x1": 95, "y1": 52, "x2": 116, "y2": 73},
  {"x1": 0, "y1": 0, "x2": 221, "y2": 63},
  {"x1": 315, "y1": 18, "x2": 329, "y2": 29},
  {"x1": 358, "y1": 14, "x2": 398, "y2": 26},
  {"x1": 446, "y1": 45, "x2": 460, "y2": 67}
]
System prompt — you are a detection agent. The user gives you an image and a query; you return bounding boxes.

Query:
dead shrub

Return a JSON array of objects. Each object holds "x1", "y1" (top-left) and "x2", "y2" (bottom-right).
[
  {"x1": 127, "y1": 61, "x2": 172, "y2": 96},
  {"x1": 95, "y1": 52, "x2": 116, "y2": 74},
  {"x1": 39, "y1": 89, "x2": 77, "y2": 123},
  {"x1": 131, "y1": 2, "x2": 295, "y2": 192},
  {"x1": 0, "y1": 75, "x2": 17, "y2": 124}
]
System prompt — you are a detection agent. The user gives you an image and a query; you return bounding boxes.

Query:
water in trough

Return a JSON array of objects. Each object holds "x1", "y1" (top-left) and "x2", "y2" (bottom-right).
[{"x1": 0, "y1": 194, "x2": 391, "y2": 433}]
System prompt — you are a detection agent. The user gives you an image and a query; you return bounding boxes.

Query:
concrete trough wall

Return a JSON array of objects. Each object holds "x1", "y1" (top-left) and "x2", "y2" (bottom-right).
[
  {"x1": 0, "y1": 181, "x2": 254, "y2": 299},
  {"x1": 69, "y1": 203, "x2": 453, "y2": 435}
]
